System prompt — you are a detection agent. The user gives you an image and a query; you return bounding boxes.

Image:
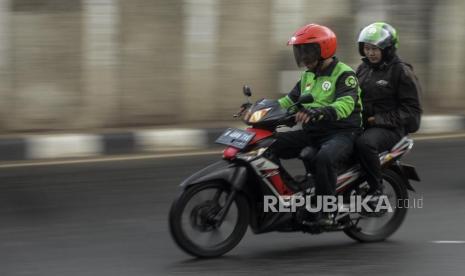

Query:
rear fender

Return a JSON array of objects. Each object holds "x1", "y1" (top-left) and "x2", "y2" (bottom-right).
[{"x1": 389, "y1": 162, "x2": 420, "y2": 192}]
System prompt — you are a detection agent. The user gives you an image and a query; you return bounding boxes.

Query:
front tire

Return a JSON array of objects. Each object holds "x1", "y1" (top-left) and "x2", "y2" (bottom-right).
[
  {"x1": 344, "y1": 169, "x2": 409, "y2": 242},
  {"x1": 169, "y1": 181, "x2": 249, "y2": 258}
]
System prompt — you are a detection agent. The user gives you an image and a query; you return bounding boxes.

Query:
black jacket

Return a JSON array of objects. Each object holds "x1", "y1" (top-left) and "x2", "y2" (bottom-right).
[{"x1": 356, "y1": 55, "x2": 422, "y2": 134}]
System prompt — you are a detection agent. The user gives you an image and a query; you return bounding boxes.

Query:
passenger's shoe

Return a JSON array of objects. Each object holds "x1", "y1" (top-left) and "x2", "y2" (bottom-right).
[
  {"x1": 365, "y1": 180, "x2": 385, "y2": 198},
  {"x1": 364, "y1": 183, "x2": 388, "y2": 217},
  {"x1": 367, "y1": 182, "x2": 385, "y2": 201}
]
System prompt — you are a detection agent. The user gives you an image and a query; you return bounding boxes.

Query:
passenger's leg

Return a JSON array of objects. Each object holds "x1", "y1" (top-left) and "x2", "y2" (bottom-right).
[{"x1": 355, "y1": 128, "x2": 402, "y2": 191}]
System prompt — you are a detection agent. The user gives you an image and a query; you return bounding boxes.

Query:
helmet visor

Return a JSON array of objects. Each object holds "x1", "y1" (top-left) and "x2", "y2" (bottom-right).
[{"x1": 293, "y1": 44, "x2": 321, "y2": 67}]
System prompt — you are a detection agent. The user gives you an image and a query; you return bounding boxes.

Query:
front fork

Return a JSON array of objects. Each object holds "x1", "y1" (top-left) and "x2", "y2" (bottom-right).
[{"x1": 213, "y1": 190, "x2": 237, "y2": 227}]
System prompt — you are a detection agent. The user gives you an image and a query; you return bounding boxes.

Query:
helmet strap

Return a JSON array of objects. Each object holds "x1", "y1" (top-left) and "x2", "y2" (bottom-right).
[
  {"x1": 314, "y1": 57, "x2": 332, "y2": 76},
  {"x1": 382, "y1": 46, "x2": 397, "y2": 62}
]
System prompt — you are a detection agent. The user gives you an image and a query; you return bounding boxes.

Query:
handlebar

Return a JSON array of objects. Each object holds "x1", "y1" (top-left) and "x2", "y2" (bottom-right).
[
  {"x1": 232, "y1": 97, "x2": 314, "y2": 128},
  {"x1": 233, "y1": 103, "x2": 252, "y2": 118}
]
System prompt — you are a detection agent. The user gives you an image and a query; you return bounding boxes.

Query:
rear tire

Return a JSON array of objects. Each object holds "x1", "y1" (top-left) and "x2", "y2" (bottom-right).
[
  {"x1": 344, "y1": 169, "x2": 409, "y2": 242},
  {"x1": 169, "y1": 181, "x2": 249, "y2": 258}
]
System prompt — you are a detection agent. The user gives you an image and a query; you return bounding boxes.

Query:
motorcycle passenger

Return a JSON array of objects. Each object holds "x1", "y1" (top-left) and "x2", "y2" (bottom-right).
[
  {"x1": 272, "y1": 24, "x2": 363, "y2": 225},
  {"x1": 355, "y1": 22, "x2": 422, "y2": 196}
]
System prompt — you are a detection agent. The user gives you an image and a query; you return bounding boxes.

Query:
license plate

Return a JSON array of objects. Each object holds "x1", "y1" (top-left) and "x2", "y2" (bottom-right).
[{"x1": 215, "y1": 128, "x2": 255, "y2": 149}]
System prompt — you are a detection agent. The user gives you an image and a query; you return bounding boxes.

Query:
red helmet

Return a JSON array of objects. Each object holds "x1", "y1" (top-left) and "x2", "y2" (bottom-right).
[{"x1": 288, "y1": 24, "x2": 337, "y2": 62}]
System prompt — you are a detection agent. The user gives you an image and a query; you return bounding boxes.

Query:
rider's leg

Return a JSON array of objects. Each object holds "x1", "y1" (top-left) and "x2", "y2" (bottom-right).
[
  {"x1": 299, "y1": 146, "x2": 318, "y2": 174},
  {"x1": 355, "y1": 127, "x2": 402, "y2": 192},
  {"x1": 268, "y1": 130, "x2": 316, "y2": 194},
  {"x1": 310, "y1": 132, "x2": 356, "y2": 225},
  {"x1": 311, "y1": 132, "x2": 356, "y2": 196},
  {"x1": 271, "y1": 130, "x2": 314, "y2": 159}
]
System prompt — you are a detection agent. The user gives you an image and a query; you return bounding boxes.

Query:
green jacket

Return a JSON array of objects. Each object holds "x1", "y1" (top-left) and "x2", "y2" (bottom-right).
[{"x1": 279, "y1": 57, "x2": 362, "y2": 133}]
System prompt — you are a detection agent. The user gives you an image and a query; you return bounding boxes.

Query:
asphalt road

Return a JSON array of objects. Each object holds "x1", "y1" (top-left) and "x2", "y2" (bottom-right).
[{"x1": 1, "y1": 138, "x2": 465, "y2": 276}]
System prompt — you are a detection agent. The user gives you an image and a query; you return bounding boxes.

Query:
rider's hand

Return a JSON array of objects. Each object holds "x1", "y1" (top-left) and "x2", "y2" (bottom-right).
[
  {"x1": 295, "y1": 111, "x2": 310, "y2": 123},
  {"x1": 295, "y1": 108, "x2": 324, "y2": 124}
]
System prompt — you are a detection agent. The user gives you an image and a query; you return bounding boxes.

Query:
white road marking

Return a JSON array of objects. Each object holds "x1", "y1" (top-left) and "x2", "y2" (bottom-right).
[
  {"x1": 0, "y1": 150, "x2": 222, "y2": 168},
  {"x1": 431, "y1": 241, "x2": 465, "y2": 244}
]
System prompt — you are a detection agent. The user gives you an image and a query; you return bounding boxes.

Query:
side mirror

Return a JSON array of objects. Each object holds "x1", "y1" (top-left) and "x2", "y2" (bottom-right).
[
  {"x1": 298, "y1": 94, "x2": 314, "y2": 104},
  {"x1": 243, "y1": 85, "x2": 252, "y2": 97}
]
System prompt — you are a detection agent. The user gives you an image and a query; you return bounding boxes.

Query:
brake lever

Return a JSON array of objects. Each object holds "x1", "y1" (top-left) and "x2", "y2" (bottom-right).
[
  {"x1": 233, "y1": 110, "x2": 243, "y2": 118},
  {"x1": 233, "y1": 103, "x2": 252, "y2": 118},
  {"x1": 233, "y1": 107, "x2": 248, "y2": 118}
]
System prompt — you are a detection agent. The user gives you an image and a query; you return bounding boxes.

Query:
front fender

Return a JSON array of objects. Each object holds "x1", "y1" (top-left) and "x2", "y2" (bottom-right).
[{"x1": 180, "y1": 160, "x2": 248, "y2": 191}]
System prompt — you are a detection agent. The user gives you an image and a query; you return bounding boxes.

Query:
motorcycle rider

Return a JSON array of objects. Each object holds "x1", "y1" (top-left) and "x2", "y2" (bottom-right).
[
  {"x1": 272, "y1": 24, "x2": 362, "y2": 225},
  {"x1": 355, "y1": 22, "x2": 422, "y2": 196}
]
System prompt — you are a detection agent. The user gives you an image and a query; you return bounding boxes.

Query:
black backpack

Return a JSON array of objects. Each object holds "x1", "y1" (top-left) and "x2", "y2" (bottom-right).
[
  {"x1": 398, "y1": 62, "x2": 422, "y2": 133},
  {"x1": 404, "y1": 110, "x2": 421, "y2": 133}
]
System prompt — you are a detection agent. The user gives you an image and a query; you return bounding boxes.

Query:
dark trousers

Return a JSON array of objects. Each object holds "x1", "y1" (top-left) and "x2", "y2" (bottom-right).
[
  {"x1": 271, "y1": 130, "x2": 357, "y2": 196},
  {"x1": 355, "y1": 127, "x2": 402, "y2": 189}
]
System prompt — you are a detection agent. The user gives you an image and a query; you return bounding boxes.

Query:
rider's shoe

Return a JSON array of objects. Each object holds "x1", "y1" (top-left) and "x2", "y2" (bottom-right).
[
  {"x1": 317, "y1": 212, "x2": 336, "y2": 226},
  {"x1": 302, "y1": 212, "x2": 337, "y2": 227}
]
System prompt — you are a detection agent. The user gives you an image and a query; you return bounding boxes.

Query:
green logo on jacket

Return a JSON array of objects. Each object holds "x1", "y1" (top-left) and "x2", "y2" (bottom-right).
[{"x1": 345, "y1": 75, "x2": 357, "y2": 88}]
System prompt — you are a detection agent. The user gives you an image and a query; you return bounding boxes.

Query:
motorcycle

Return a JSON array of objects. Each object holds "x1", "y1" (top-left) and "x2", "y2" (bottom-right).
[{"x1": 169, "y1": 85, "x2": 420, "y2": 258}]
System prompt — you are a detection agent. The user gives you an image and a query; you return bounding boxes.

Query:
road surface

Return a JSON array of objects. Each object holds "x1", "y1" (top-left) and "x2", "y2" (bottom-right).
[{"x1": 1, "y1": 138, "x2": 465, "y2": 275}]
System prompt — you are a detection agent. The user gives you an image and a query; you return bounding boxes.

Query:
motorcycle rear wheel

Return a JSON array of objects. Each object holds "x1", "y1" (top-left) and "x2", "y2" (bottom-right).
[
  {"x1": 169, "y1": 181, "x2": 249, "y2": 258},
  {"x1": 343, "y1": 169, "x2": 409, "y2": 242}
]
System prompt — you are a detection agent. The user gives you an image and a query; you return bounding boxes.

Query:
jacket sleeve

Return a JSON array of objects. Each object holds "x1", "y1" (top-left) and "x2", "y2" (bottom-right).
[
  {"x1": 374, "y1": 64, "x2": 422, "y2": 128},
  {"x1": 325, "y1": 72, "x2": 360, "y2": 121},
  {"x1": 278, "y1": 81, "x2": 301, "y2": 109}
]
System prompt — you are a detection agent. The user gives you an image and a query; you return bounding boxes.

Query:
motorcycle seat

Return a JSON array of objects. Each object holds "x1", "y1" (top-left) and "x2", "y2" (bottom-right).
[{"x1": 298, "y1": 135, "x2": 412, "y2": 174}]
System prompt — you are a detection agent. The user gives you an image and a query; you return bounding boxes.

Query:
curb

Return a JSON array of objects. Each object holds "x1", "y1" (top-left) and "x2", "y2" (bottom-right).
[
  {"x1": 0, "y1": 115, "x2": 464, "y2": 162},
  {"x1": 0, "y1": 128, "x2": 227, "y2": 162},
  {"x1": 417, "y1": 115, "x2": 465, "y2": 134}
]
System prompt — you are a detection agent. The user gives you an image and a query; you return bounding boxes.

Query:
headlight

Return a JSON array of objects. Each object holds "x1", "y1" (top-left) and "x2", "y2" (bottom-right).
[
  {"x1": 248, "y1": 108, "x2": 271, "y2": 123},
  {"x1": 237, "y1": 148, "x2": 267, "y2": 161}
]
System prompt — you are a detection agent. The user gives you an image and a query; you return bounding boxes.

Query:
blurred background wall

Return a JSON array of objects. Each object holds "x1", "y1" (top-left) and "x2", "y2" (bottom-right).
[{"x1": 0, "y1": 0, "x2": 463, "y2": 132}]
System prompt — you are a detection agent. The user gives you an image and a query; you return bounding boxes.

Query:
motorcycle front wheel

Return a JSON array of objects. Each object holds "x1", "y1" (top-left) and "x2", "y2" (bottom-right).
[{"x1": 169, "y1": 181, "x2": 249, "y2": 258}]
